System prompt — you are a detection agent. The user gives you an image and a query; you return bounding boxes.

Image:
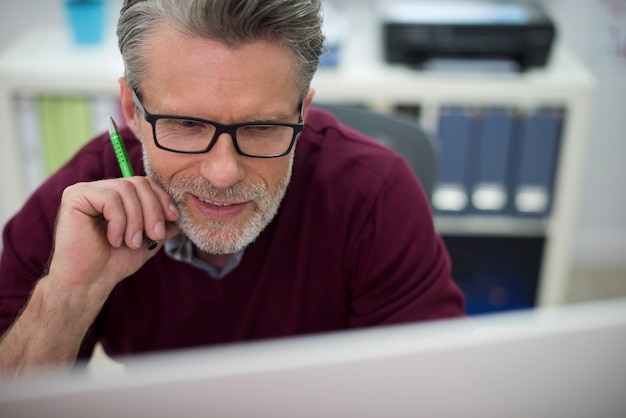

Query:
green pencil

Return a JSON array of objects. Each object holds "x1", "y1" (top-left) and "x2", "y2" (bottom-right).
[
  {"x1": 108, "y1": 116, "x2": 158, "y2": 250},
  {"x1": 108, "y1": 116, "x2": 135, "y2": 178}
]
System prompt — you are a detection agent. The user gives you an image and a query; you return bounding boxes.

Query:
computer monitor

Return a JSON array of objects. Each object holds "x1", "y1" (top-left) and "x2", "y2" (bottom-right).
[{"x1": 2, "y1": 298, "x2": 626, "y2": 417}]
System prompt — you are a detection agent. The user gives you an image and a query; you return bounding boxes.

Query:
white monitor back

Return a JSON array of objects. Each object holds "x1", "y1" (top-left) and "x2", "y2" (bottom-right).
[{"x1": 2, "y1": 298, "x2": 626, "y2": 417}]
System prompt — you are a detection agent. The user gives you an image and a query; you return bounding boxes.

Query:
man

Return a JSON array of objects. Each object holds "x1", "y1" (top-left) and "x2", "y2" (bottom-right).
[{"x1": 0, "y1": 0, "x2": 464, "y2": 378}]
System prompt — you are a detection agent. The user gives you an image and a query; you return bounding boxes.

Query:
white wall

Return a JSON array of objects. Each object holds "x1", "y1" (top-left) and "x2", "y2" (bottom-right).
[
  {"x1": 0, "y1": 1, "x2": 62, "y2": 51},
  {"x1": 541, "y1": 0, "x2": 626, "y2": 267},
  {"x1": 1, "y1": 0, "x2": 625, "y2": 268},
  {"x1": 0, "y1": 0, "x2": 123, "y2": 53}
]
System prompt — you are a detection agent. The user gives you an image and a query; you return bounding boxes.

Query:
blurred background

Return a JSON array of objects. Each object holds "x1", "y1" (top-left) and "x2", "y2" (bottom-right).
[{"x1": 0, "y1": 0, "x2": 624, "y2": 310}]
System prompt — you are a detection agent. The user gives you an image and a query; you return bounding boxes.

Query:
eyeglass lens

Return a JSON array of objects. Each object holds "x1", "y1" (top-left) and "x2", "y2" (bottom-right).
[{"x1": 155, "y1": 118, "x2": 296, "y2": 156}]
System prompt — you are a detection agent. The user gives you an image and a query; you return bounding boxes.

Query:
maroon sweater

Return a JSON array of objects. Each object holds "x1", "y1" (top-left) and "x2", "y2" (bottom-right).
[{"x1": 0, "y1": 108, "x2": 464, "y2": 359}]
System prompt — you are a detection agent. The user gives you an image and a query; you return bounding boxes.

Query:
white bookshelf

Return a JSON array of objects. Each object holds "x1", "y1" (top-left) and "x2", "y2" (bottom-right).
[{"x1": 0, "y1": 21, "x2": 593, "y2": 307}]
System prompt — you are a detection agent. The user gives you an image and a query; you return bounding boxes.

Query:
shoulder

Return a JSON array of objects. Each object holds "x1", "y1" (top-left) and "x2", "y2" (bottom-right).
[
  {"x1": 296, "y1": 107, "x2": 409, "y2": 184},
  {"x1": 65, "y1": 126, "x2": 143, "y2": 179},
  {"x1": 284, "y1": 106, "x2": 429, "y2": 228},
  {"x1": 301, "y1": 107, "x2": 402, "y2": 160}
]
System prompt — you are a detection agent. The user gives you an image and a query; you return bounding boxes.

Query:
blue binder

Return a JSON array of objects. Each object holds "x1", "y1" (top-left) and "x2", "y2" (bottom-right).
[
  {"x1": 513, "y1": 109, "x2": 562, "y2": 216},
  {"x1": 433, "y1": 108, "x2": 477, "y2": 214},
  {"x1": 471, "y1": 108, "x2": 514, "y2": 213}
]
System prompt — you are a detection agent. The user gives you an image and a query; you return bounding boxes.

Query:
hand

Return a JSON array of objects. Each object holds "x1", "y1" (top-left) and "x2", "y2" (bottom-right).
[{"x1": 47, "y1": 176, "x2": 180, "y2": 295}]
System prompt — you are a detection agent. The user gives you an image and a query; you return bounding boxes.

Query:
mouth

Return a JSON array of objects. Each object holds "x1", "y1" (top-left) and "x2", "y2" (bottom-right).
[
  {"x1": 197, "y1": 197, "x2": 236, "y2": 207},
  {"x1": 191, "y1": 194, "x2": 250, "y2": 220}
]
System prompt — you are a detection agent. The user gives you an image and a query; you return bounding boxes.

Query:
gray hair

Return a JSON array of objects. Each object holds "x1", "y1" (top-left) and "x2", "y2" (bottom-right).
[{"x1": 117, "y1": 0, "x2": 325, "y2": 98}]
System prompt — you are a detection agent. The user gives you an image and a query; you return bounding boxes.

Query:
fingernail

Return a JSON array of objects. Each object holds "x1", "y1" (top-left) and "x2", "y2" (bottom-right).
[
  {"x1": 169, "y1": 204, "x2": 179, "y2": 217},
  {"x1": 132, "y1": 231, "x2": 143, "y2": 248},
  {"x1": 154, "y1": 221, "x2": 165, "y2": 239}
]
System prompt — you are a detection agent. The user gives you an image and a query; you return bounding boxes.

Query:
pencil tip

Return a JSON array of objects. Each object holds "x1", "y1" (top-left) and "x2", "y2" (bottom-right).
[{"x1": 108, "y1": 115, "x2": 119, "y2": 133}]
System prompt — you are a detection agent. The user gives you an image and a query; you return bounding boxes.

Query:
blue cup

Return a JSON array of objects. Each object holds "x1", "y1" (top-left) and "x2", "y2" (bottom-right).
[{"x1": 65, "y1": 0, "x2": 106, "y2": 45}]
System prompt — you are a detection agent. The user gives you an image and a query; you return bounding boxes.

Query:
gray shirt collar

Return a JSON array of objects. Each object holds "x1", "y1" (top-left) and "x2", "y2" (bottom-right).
[{"x1": 164, "y1": 233, "x2": 245, "y2": 280}]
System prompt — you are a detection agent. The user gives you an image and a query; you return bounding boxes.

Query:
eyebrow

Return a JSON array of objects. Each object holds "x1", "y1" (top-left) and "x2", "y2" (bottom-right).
[
  {"x1": 248, "y1": 110, "x2": 297, "y2": 123},
  {"x1": 156, "y1": 105, "x2": 296, "y2": 124},
  {"x1": 135, "y1": 90, "x2": 301, "y2": 124}
]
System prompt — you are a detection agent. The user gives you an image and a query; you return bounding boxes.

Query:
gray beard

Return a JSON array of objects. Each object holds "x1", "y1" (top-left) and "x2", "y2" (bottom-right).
[{"x1": 142, "y1": 146, "x2": 293, "y2": 255}]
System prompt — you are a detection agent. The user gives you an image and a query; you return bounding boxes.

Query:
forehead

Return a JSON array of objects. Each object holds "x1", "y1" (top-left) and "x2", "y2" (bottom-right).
[{"x1": 139, "y1": 25, "x2": 301, "y2": 117}]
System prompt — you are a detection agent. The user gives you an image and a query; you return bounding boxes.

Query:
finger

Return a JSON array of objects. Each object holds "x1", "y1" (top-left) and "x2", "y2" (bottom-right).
[
  {"x1": 127, "y1": 177, "x2": 175, "y2": 243},
  {"x1": 101, "y1": 191, "x2": 129, "y2": 248},
  {"x1": 62, "y1": 183, "x2": 129, "y2": 249},
  {"x1": 64, "y1": 178, "x2": 176, "y2": 251},
  {"x1": 144, "y1": 221, "x2": 181, "y2": 253},
  {"x1": 107, "y1": 179, "x2": 150, "y2": 249}
]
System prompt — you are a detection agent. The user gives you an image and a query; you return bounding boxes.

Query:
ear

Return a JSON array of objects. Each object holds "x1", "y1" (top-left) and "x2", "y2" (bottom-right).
[
  {"x1": 118, "y1": 77, "x2": 141, "y2": 140},
  {"x1": 301, "y1": 88, "x2": 316, "y2": 123}
]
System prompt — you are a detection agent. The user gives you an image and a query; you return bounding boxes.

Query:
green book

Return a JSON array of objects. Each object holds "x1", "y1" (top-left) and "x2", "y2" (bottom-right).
[
  {"x1": 61, "y1": 96, "x2": 93, "y2": 165},
  {"x1": 38, "y1": 95, "x2": 93, "y2": 175},
  {"x1": 38, "y1": 96, "x2": 64, "y2": 175}
]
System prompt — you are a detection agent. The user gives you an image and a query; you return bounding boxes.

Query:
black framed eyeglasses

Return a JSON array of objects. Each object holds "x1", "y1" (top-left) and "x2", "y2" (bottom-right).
[{"x1": 132, "y1": 89, "x2": 304, "y2": 158}]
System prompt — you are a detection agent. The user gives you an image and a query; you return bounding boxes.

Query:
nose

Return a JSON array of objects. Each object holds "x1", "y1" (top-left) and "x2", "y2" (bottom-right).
[{"x1": 198, "y1": 133, "x2": 245, "y2": 188}]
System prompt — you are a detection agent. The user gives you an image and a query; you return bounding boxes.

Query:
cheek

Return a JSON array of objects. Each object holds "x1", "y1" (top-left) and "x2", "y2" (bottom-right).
[
  {"x1": 258, "y1": 156, "x2": 294, "y2": 191},
  {"x1": 142, "y1": 144, "x2": 188, "y2": 179},
  {"x1": 144, "y1": 141, "x2": 293, "y2": 191}
]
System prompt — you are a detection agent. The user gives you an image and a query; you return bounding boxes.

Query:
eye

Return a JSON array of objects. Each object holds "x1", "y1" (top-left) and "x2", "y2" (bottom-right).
[
  {"x1": 253, "y1": 125, "x2": 273, "y2": 131},
  {"x1": 156, "y1": 118, "x2": 213, "y2": 140},
  {"x1": 178, "y1": 119, "x2": 202, "y2": 129},
  {"x1": 243, "y1": 124, "x2": 277, "y2": 134}
]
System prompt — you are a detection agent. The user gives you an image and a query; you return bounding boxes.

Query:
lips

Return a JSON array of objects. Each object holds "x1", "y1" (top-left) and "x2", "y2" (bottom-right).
[{"x1": 190, "y1": 194, "x2": 249, "y2": 220}]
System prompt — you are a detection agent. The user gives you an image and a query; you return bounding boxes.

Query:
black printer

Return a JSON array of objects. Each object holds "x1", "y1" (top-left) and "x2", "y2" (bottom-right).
[{"x1": 382, "y1": 0, "x2": 556, "y2": 71}]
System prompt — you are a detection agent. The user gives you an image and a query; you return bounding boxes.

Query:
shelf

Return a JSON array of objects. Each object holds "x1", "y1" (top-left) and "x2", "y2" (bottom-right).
[
  {"x1": 0, "y1": 22, "x2": 594, "y2": 307},
  {"x1": 0, "y1": 26, "x2": 122, "y2": 93},
  {"x1": 435, "y1": 215, "x2": 548, "y2": 237}
]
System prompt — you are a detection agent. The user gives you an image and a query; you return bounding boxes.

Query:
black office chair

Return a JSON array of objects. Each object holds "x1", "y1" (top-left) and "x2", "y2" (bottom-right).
[{"x1": 314, "y1": 103, "x2": 438, "y2": 199}]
